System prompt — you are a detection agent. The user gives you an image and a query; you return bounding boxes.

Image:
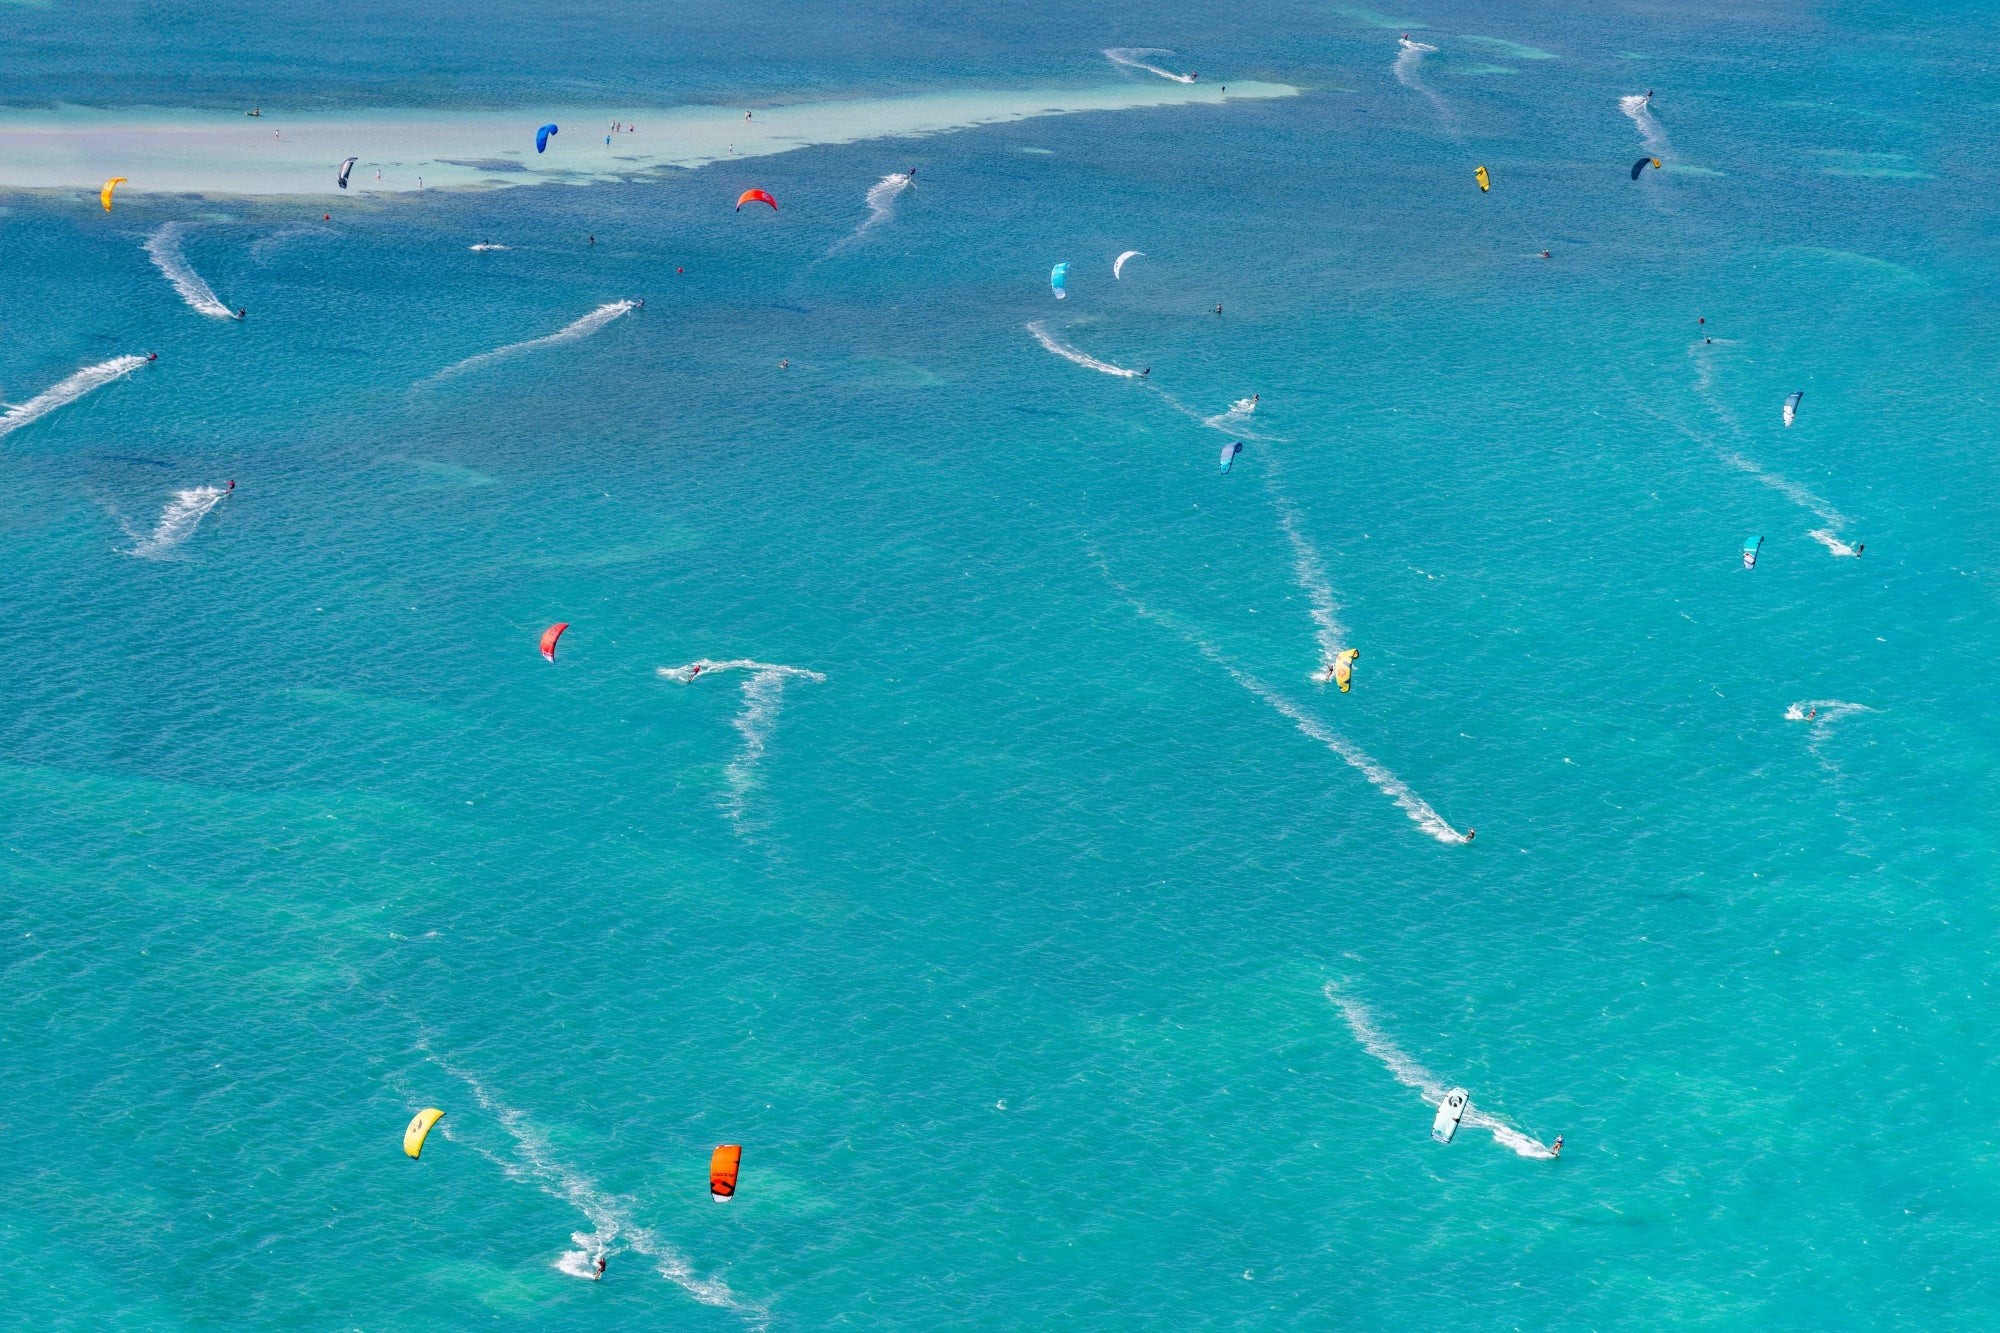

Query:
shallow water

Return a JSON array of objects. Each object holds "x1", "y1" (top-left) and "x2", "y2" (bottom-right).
[{"x1": 4, "y1": 1, "x2": 1998, "y2": 1327}]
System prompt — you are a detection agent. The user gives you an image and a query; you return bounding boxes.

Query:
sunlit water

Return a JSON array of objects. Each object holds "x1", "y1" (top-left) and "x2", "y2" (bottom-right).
[{"x1": 3, "y1": 1, "x2": 1997, "y2": 1327}]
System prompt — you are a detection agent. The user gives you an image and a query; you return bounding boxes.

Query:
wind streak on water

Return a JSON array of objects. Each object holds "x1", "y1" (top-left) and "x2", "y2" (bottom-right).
[
  {"x1": 421, "y1": 300, "x2": 635, "y2": 384},
  {"x1": 1104, "y1": 47, "x2": 1196, "y2": 83},
  {"x1": 1324, "y1": 984, "x2": 1554, "y2": 1158},
  {"x1": 0, "y1": 356, "x2": 148, "y2": 437},
  {"x1": 1098, "y1": 562, "x2": 1465, "y2": 844},
  {"x1": 424, "y1": 1048, "x2": 761, "y2": 1320},
  {"x1": 129, "y1": 486, "x2": 227, "y2": 559},
  {"x1": 143, "y1": 222, "x2": 235, "y2": 318}
]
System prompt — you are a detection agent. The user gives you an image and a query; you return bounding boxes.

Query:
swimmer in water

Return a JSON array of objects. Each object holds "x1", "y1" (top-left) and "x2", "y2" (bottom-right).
[
  {"x1": 1214, "y1": 304, "x2": 1223, "y2": 315},
  {"x1": 779, "y1": 359, "x2": 789, "y2": 369}
]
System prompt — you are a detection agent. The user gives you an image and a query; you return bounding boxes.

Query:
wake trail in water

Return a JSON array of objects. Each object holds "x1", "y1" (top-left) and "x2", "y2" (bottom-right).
[
  {"x1": 1688, "y1": 341, "x2": 1849, "y2": 538},
  {"x1": 1097, "y1": 560, "x2": 1465, "y2": 844},
  {"x1": 128, "y1": 486, "x2": 228, "y2": 559},
  {"x1": 0, "y1": 356, "x2": 150, "y2": 438},
  {"x1": 1620, "y1": 94, "x2": 1667, "y2": 154},
  {"x1": 658, "y1": 659, "x2": 827, "y2": 685},
  {"x1": 424, "y1": 1048, "x2": 760, "y2": 1320},
  {"x1": 661, "y1": 660, "x2": 826, "y2": 823},
  {"x1": 1394, "y1": 38, "x2": 1455, "y2": 133},
  {"x1": 1269, "y1": 494, "x2": 1349, "y2": 672},
  {"x1": 1324, "y1": 984, "x2": 1554, "y2": 1158},
  {"x1": 1104, "y1": 47, "x2": 1197, "y2": 83},
  {"x1": 421, "y1": 300, "x2": 636, "y2": 385},
  {"x1": 1786, "y1": 699, "x2": 1872, "y2": 724},
  {"x1": 832, "y1": 173, "x2": 914, "y2": 251},
  {"x1": 1026, "y1": 321, "x2": 1142, "y2": 378},
  {"x1": 144, "y1": 223, "x2": 235, "y2": 319}
]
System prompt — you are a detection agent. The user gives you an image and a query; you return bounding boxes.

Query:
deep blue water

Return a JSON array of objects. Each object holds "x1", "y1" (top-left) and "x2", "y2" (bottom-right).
[{"x1": 5, "y1": 1, "x2": 2000, "y2": 1327}]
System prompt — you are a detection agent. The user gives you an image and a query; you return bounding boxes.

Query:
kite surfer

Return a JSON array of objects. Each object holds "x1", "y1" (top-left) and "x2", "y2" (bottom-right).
[
  {"x1": 1463, "y1": 828, "x2": 1476, "y2": 842},
  {"x1": 592, "y1": 1254, "x2": 606, "y2": 1281},
  {"x1": 1551, "y1": 1135, "x2": 1563, "y2": 1158}
]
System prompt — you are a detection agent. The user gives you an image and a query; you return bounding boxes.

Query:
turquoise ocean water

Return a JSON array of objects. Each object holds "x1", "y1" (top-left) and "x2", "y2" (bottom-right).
[{"x1": 6, "y1": 1, "x2": 2000, "y2": 1326}]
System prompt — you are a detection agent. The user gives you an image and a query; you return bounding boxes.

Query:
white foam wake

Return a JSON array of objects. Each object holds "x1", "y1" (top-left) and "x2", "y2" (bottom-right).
[
  {"x1": 1104, "y1": 48, "x2": 1197, "y2": 83},
  {"x1": 1325, "y1": 984, "x2": 1554, "y2": 1158},
  {"x1": 0, "y1": 355, "x2": 149, "y2": 438},
  {"x1": 1026, "y1": 321, "x2": 1143, "y2": 378},
  {"x1": 657, "y1": 659, "x2": 827, "y2": 685},
  {"x1": 424, "y1": 300, "x2": 636, "y2": 383},
  {"x1": 1270, "y1": 496, "x2": 1349, "y2": 672},
  {"x1": 129, "y1": 486, "x2": 228, "y2": 559},
  {"x1": 144, "y1": 223, "x2": 235, "y2": 319},
  {"x1": 1203, "y1": 397, "x2": 1258, "y2": 431},
  {"x1": 1689, "y1": 340, "x2": 1851, "y2": 541},
  {"x1": 1785, "y1": 699, "x2": 1872, "y2": 724},
  {"x1": 1109, "y1": 576, "x2": 1464, "y2": 844},
  {"x1": 846, "y1": 172, "x2": 913, "y2": 245},
  {"x1": 1394, "y1": 38, "x2": 1454, "y2": 130},
  {"x1": 425, "y1": 1050, "x2": 758, "y2": 1319},
  {"x1": 1620, "y1": 94, "x2": 1666, "y2": 153}
]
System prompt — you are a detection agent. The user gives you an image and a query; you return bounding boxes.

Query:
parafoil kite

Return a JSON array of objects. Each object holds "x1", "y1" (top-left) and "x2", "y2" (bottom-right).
[
  {"x1": 540, "y1": 622, "x2": 569, "y2": 662},
  {"x1": 337, "y1": 157, "x2": 357, "y2": 189},
  {"x1": 536, "y1": 123, "x2": 559, "y2": 153},
  {"x1": 101, "y1": 177, "x2": 126, "y2": 212},
  {"x1": 404, "y1": 1108, "x2": 444, "y2": 1158},
  {"x1": 1783, "y1": 391, "x2": 1803, "y2": 427},
  {"x1": 735, "y1": 189, "x2": 777, "y2": 211},
  {"x1": 1473, "y1": 166, "x2": 1490, "y2": 192},
  {"x1": 1630, "y1": 156, "x2": 1662, "y2": 180},
  {"x1": 710, "y1": 1144, "x2": 742, "y2": 1201},
  {"x1": 1331, "y1": 647, "x2": 1360, "y2": 693},
  {"x1": 1113, "y1": 250, "x2": 1143, "y2": 280},
  {"x1": 1050, "y1": 262, "x2": 1068, "y2": 300}
]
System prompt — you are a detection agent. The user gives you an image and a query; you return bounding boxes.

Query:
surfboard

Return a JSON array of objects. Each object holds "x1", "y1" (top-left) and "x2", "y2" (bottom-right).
[{"x1": 1432, "y1": 1088, "x2": 1469, "y2": 1143}]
